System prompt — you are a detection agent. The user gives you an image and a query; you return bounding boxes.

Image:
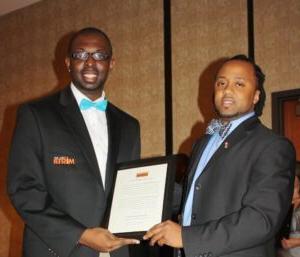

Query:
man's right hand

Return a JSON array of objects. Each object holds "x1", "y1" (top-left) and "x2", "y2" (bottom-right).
[{"x1": 79, "y1": 227, "x2": 140, "y2": 252}]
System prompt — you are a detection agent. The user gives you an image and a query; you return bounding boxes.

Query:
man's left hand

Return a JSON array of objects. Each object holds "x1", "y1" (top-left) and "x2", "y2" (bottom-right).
[{"x1": 143, "y1": 220, "x2": 183, "y2": 248}]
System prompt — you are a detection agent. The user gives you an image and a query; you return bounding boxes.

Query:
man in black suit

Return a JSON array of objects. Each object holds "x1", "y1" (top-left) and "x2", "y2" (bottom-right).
[
  {"x1": 144, "y1": 55, "x2": 296, "y2": 257},
  {"x1": 7, "y1": 27, "x2": 141, "y2": 257}
]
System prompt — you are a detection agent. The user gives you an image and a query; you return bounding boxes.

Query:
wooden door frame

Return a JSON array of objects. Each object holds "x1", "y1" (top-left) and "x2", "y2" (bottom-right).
[
  {"x1": 272, "y1": 88, "x2": 300, "y2": 135},
  {"x1": 272, "y1": 88, "x2": 300, "y2": 167}
]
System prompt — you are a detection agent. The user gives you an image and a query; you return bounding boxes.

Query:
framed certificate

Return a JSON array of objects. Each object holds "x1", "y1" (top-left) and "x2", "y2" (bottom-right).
[{"x1": 107, "y1": 156, "x2": 177, "y2": 239}]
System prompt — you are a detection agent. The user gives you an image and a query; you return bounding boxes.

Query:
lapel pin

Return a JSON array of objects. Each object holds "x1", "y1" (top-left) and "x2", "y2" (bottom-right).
[{"x1": 224, "y1": 142, "x2": 229, "y2": 149}]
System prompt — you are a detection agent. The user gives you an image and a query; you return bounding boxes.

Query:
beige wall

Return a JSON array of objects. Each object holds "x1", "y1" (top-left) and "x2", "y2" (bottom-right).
[
  {"x1": 0, "y1": 1, "x2": 299, "y2": 256},
  {"x1": 172, "y1": 0, "x2": 248, "y2": 154},
  {"x1": 254, "y1": 0, "x2": 300, "y2": 127}
]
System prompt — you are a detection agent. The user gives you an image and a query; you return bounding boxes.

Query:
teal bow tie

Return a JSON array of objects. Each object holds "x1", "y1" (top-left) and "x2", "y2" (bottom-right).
[{"x1": 79, "y1": 98, "x2": 108, "y2": 111}]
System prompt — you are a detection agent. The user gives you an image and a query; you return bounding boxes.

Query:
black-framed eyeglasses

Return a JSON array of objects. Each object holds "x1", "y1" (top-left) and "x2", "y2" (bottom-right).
[{"x1": 71, "y1": 51, "x2": 111, "y2": 61}]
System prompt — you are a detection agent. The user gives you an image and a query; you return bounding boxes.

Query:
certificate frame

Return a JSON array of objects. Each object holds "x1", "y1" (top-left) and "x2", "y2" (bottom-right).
[{"x1": 106, "y1": 155, "x2": 177, "y2": 239}]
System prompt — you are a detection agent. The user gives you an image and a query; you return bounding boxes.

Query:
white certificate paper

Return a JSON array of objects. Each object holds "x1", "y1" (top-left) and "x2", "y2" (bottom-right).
[{"x1": 108, "y1": 163, "x2": 168, "y2": 234}]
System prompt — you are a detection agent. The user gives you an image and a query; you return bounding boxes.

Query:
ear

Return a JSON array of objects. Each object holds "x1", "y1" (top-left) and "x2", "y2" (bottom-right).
[
  {"x1": 109, "y1": 57, "x2": 115, "y2": 70},
  {"x1": 253, "y1": 89, "x2": 260, "y2": 105},
  {"x1": 65, "y1": 57, "x2": 70, "y2": 72}
]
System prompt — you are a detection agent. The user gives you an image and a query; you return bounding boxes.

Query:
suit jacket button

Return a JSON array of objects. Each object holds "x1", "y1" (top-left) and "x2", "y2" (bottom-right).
[{"x1": 192, "y1": 213, "x2": 196, "y2": 219}]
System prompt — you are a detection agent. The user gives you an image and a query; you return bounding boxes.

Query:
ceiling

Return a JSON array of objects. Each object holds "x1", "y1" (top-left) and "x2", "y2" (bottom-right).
[{"x1": 0, "y1": 0, "x2": 41, "y2": 17}]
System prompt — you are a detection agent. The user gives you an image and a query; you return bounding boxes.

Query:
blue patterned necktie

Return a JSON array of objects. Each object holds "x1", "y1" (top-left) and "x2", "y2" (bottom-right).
[
  {"x1": 206, "y1": 119, "x2": 232, "y2": 139},
  {"x1": 79, "y1": 98, "x2": 108, "y2": 111}
]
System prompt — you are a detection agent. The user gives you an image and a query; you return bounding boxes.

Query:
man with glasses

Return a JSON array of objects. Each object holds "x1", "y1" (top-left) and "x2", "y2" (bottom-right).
[{"x1": 8, "y1": 27, "x2": 141, "y2": 257}]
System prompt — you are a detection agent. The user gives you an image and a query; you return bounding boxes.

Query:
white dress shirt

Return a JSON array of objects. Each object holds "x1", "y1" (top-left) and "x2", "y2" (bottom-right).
[{"x1": 71, "y1": 83, "x2": 108, "y2": 188}]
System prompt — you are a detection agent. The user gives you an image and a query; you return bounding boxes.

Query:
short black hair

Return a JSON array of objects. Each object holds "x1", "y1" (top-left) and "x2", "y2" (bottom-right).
[
  {"x1": 67, "y1": 27, "x2": 113, "y2": 56},
  {"x1": 223, "y1": 54, "x2": 266, "y2": 116}
]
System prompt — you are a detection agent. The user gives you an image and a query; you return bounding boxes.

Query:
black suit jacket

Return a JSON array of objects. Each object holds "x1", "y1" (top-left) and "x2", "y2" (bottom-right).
[
  {"x1": 181, "y1": 117, "x2": 295, "y2": 257},
  {"x1": 7, "y1": 87, "x2": 141, "y2": 257}
]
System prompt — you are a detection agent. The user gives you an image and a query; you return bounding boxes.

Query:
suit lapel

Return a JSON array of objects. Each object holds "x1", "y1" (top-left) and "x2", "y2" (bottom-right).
[
  {"x1": 187, "y1": 135, "x2": 210, "y2": 182},
  {"x1": 201, "y1": 116, "x2": 260, "y2": 174},
  {"x1": 185, "y1": 116, "x2": 260, "y2": 195},
  {"x1": 184, "y1": 135, "x2": 211, "y2": 201},
  {"x1": 58, "y1": 87, "x2": 105, "y2": 191},
  {"x1": 105, "y1": 103, "x2": 121, "y2": 196}
]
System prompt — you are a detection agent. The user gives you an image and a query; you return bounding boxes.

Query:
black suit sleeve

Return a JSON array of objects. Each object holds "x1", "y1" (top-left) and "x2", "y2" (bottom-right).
[
  {"x1": 182, "y1": 138, "x2": 295, "y2": 257},
  {"x1": 7, "y1": 105, "x2": 85, "y2": 257},
  {"x1": 131, "y1": 120, "x2": 141, "y2": 160}
]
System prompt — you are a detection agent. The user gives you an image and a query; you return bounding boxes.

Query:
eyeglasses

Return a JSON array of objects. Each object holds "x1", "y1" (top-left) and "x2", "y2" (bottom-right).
[{"x1": 71, "y1": 51, "x2": 111, "y2": 61}]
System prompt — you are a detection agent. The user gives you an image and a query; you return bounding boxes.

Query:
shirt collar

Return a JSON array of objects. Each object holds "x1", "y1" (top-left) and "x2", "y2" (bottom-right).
[
  {"x1": 70, "y1": 82, "x2": 106, "y2": 106},
  {"x1": 226, "y1": 111, "x2": 255, "y2": 137}
]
